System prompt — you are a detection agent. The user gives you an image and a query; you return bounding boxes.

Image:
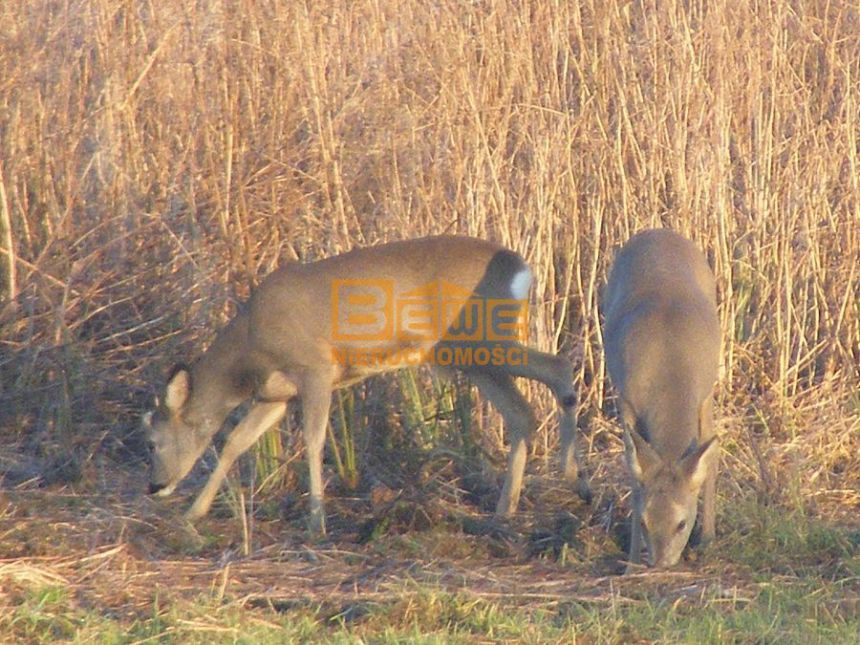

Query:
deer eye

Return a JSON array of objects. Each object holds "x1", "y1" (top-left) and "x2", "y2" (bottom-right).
[{"x1": 676, "y1": 520, "x2": 687, "y2": 534}]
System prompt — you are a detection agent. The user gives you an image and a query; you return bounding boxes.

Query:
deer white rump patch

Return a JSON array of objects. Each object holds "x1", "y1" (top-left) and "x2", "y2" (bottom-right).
[{"x1": 510, "y1": 267, "x2": 533, "y2": 301}]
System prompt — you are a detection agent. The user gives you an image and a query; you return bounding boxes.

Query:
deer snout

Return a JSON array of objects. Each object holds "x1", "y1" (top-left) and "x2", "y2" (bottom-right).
[
  {"x1": 649, "y1": 543, "x2": 685, "y2": 569},
  {"x1": 645, "y1": 535, "x2": 676, "y2": 569},
  {"x1": 652, "y1": 555, "x2": 679, "y2": 569}
]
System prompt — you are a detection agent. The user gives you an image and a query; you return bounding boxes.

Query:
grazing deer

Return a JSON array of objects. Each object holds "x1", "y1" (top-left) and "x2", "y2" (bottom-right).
[
  {"x1": 602, "y1": 229, "x2": 720, "y2": 569},
  {"x1": 143, "y1": 235, "x2": 591, "y2": 535}
]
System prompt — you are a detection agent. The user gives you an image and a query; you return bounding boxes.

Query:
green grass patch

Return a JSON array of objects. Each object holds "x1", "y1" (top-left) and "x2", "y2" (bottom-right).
[
  {"x1": 560, "y1": 579, "x2": 859, "y2": 644},
  {"x1": 3, "y1": 571, "x2": 858, "y2": 644},
  {"x1": 717, "y1": 496, "x2": 857, "y2": 577}
]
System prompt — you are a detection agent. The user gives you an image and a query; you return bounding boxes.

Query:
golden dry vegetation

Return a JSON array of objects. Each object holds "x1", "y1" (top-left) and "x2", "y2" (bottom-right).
[{"x1": 0, "y1": 0, "x2": 858, "y2": 641}]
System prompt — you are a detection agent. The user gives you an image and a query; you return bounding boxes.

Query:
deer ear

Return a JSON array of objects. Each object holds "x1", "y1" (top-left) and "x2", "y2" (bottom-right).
[
  {"x1": 682, "y1": 436, "x2": 719, "y2": 490},
  {"x1": 623, "y1": 429, "x2": 662, "y2": 483},
  {"x1": 165, "y1": 368, "x2": 191, "y2": 411}
]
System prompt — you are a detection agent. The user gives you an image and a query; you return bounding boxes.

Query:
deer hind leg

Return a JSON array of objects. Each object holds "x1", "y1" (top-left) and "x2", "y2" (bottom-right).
[
  {"x1": 469, "y1": 371, "x2": 537, "y2": 517},
  {"x1": 300, "y1": 372, "x2": 335, "y2": 536},
  {"x1": 503, "y1": 348, "x2": 591, "y2": 503},
  {"x1": 186, "y1": 400, "x2": 288, "y2": 521}
]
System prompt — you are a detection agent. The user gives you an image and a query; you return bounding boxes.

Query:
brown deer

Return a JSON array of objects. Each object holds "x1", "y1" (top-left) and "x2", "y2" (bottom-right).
[
  {"x1": 602, "y1": 229, "x2": 720, "y2": 569},
  {"x1": 143, "y1": 235, "x2": 591, "y2": 535}
]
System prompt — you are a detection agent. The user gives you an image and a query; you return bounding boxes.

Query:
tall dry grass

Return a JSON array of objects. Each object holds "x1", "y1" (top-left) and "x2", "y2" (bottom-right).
[{"x1": 0, "y1": 1, "x2": 857, "y2": 510}]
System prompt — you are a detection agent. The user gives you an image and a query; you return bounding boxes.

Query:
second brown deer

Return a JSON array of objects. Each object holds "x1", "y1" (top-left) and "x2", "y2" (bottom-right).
[{"x1": 603, "y1": 229, "x2": 721, "y2": 569}]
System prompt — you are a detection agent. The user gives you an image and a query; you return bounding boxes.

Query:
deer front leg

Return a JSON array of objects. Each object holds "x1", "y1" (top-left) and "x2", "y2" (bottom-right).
[
  {"x1": 619, "y1": 397, "x2": 644, "y2": 573},
  {"x1": 700, "y1": 466, "x2": 717, "y2": 545},
  {"x1": 186, "y1": 401, "x2": 288, "y2": 521},
  {"x1": 699, "y1": 396, "x2": 717, "y2": 545},
  {"x1": 626, "y1": 485, "x2": 644, "y2": 572}
]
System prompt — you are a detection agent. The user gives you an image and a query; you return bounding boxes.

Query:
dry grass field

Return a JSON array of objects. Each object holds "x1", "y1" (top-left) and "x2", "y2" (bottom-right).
[{"x1": 0, "y1": 0, "x2": 858, "y2": 641}]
